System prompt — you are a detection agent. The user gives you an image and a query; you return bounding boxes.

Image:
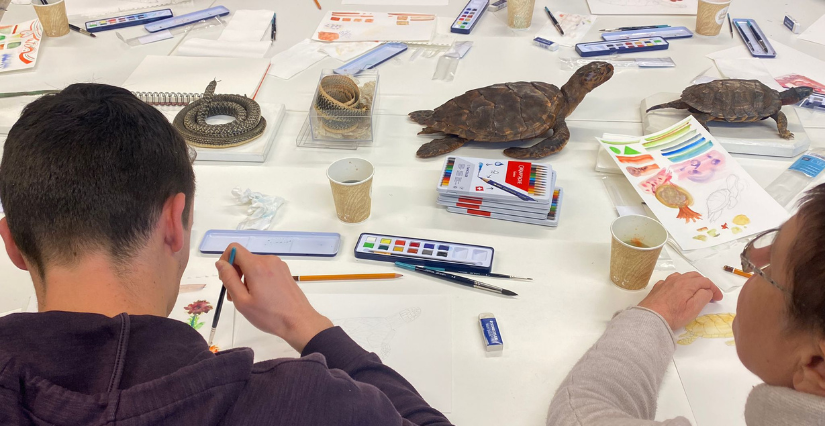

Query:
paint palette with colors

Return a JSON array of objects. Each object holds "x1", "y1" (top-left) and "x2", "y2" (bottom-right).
[{"x1": 354, "y1": 233, "x2": 494, "y2": 274}]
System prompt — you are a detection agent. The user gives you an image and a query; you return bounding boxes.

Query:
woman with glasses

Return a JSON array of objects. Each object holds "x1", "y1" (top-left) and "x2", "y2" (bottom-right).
[{"x1": 547, "y1": 185, "x2": 825, "y2": 425}]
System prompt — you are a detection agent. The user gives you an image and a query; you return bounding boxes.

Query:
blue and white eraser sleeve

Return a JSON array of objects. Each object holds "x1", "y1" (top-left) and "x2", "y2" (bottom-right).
[{"x1": 479, "y1": 313, "x2": 504, "y2": 352}]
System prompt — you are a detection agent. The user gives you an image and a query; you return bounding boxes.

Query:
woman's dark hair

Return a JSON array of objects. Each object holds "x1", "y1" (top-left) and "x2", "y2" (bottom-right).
[
  {"x1": 790, "y1": 183, "x2": 825, "y2": 334},
  {"x1": 0, "y1": 83, "x2": 195, "y2": 275}
]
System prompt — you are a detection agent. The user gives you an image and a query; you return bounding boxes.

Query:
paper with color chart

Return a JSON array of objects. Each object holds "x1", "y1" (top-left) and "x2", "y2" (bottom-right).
[
  {"x1": 233, "y1": 294, "x2": 453, "y2": 412},
  {"x1": 799, "y1": 14, "x2": 825, "y2": 47},
  {"x1": 673, "y1": 295, "x2": 761, "y2": 426},
  {"x1": 0, "y1": 19, "x2": 42, "y2": 74},
  {"x1": 312, "y1": 11, "x2": 436, "y2": 42},
  {"x1": 599, "y1": 116, "x2": 788, "y2": 251},
  {"x1": 585, "y1": 0, "x2": 698, "y2": 15}
]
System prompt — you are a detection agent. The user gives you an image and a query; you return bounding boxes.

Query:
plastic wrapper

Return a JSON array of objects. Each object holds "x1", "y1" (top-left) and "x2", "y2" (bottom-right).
[
  {"x1": 232, "y1": 187, "x2": 285, "y2": 230},
  {"x1": 433, "y1": 41, "x2": 473, "y2": 81},
  {"x1": 116, "y1": 16, "x2": 225, "y2": 47}
]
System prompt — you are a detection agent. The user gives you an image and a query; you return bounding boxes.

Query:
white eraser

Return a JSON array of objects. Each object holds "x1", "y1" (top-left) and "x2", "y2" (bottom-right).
[
  {"x1": 479, "y1": 313, "x2": 504, "y2": 352},
  {"x1": 784, "y1": 15, "x2": 801, "y2": 34}
]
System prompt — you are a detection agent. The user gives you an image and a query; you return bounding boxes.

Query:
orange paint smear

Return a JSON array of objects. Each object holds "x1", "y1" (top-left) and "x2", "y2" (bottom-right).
[{"x1": 617, "y1": 154, "x2": 654, "y2": 164}]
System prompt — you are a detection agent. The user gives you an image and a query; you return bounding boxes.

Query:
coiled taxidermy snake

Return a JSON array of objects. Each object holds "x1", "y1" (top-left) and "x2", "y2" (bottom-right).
[
  {"x1": 173, "y1": 80, "x2": 266, "y2": 148},
  {"x1": 313, "y1": 75, "x2": 370, "y2": 134}
]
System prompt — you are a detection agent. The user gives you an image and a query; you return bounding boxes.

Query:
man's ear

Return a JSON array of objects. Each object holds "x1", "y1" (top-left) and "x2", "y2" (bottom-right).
[
  {"x1": 0, "y1": 218, "x2": 28, "y2": 271},
  {"x1": 162, "y1": 193, "x2": 187, "y2": 254},
  {"x1": 792, "y1": 341, "x2": 825, "y2": 398}
]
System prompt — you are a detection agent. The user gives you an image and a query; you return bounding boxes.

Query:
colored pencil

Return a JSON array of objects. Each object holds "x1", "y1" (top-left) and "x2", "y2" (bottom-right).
[
  {"x1": 294, "y1": 273, "x2": 402, "y2": 281},
  {"x1": 208, "y1": 247, "x2": 235, "y2": 347},
  {"x1": 723, "y1": 265, "x2": 753, "y2": 278},
  {"x1": 396, "y1": 262, "x2": 517, "y2": 296},
  {"x1": 313, "y1": 0, "x2": 321, "y2": 9},
  {"x1": 179, "y1": 283, "x2": 207, "y2": 293}
]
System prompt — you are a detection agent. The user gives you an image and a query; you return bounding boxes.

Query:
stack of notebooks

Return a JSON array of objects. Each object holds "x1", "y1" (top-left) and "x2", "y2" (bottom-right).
[{"x1": 436, "y1": 156, "x2": 564, "y2": 227}]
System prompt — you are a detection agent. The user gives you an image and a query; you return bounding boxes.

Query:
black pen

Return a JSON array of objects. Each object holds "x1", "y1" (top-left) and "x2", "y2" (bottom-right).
[
  {"x1": 544, "y1": 7, "x2": 564, "y2": 36},
  {"x1": 747, "y1": 21, "x2": 768, "y2": 53},
  {"x1": 727, "y1": 13, "x2": 733, "y2": 38},
  {"x1": 396, "y1": 262, "x2": 518, "y2": 296},
  {"x1": 68, "y1": 24, "x2": 96, "y2": 38},
  {"x1": 270, "y1": 12, "x2": 276, "y2": 43},
  {"x1": 736, "y1": 22, "x2": 755, "y2": 51}
]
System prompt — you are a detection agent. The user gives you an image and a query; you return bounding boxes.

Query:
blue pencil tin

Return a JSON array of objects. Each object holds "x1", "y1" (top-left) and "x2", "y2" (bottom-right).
[
  {"x1": 732, "y1": 19, "x2": 776, "y2": 58},
  {"x1": 199, "y1": 230, "x2": 341, "y2": 257},
  {"x1": 354, "y1": 232, "x2": 494, "y2": 273}
]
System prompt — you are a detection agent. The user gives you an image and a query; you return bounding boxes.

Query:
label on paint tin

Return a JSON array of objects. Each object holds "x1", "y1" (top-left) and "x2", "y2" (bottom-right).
[{"x1": 789, "y1": 153, "x2": 825, "y2": 178}]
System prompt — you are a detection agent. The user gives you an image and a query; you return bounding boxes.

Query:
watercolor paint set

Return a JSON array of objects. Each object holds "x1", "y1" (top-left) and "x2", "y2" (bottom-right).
[
  {"x1": 575, "y1": 37, "x2": 669, "y2": 57},
  {"x1": 354, "y1": 233, "x2": 495, "y2": 273},
  {"x1": 446, "y1": 188, "x2": 564, "y2": 227},
  {"x1": 437, "y1": 157, "x2": 554, "y2": 204}
]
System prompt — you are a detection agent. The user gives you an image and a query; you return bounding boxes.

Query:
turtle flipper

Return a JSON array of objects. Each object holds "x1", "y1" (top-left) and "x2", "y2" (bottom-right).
[
  {"x1": 503, "y1": 120, "x2": 570, "y2": 159},
  {"x1": 418, "y1": 126, "x2": 442, "y2": 135},
  {"x1": 409, "y1": 110, "x2": 435, "y2": 125},
  {"x1": 646, "y1": 100, "x2": 691, "y2": 112},
  {"x1": 417, "y1": 136, "x2": 468, "y2": 158},
  {"x1": 771, "y1": 111, "x2": 793, "y2": 139},
  {"x1": 677, "y1": 333, "x2": 698, "y2": 345}
]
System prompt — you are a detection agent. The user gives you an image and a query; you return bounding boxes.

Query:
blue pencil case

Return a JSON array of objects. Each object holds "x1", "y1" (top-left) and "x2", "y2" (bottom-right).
[{"x1": 199, "y1": 230, "x2": 341, "y2": 257}]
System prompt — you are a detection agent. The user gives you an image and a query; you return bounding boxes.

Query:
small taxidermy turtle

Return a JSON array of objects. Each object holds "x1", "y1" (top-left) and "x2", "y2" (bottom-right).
[
  {"x1": 647, "y1": 79, "x2": 814, "y2": 140},
  {"x1": 409, "y1": 62, "x2": 615, "y2": 159}
]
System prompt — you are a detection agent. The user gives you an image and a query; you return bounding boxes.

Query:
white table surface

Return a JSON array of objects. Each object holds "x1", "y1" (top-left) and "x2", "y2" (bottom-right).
[{"x1": 2, "y1": 1, "x2": 825, "y2": 425}]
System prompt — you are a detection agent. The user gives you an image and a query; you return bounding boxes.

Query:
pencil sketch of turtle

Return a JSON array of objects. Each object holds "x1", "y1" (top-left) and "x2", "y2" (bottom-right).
[
  {"x1": 706, "y1": 174, "x2": 746, "y2": 222},
  {"x1": 334, "y1": 307, "x2": 422, "y2": 357},
  {"x1": 409, "y1": 61, "x2": 614, "y2": 159},
  {"x1": 647, "y1": 79, "x2": 814, "y2": 139},
  {"x1": 677, "y1": 313, "x2": 736, "y2": 346}
]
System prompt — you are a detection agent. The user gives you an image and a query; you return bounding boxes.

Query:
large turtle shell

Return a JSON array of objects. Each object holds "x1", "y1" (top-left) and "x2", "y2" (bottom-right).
[
  {"x1": 681, "y1": 79, "x2": 781, "y2": 122},
  {"x1": 422, "y1": 82, "x2": 564, "y2": 142}
]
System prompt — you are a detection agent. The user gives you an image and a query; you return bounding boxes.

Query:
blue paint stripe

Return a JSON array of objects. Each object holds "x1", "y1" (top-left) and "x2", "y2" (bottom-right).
[
  {"x1": 668, "y1": 140, "x2": 713, "y2": 162},
  {"x1": 660, "y1": 133, "x2": 702, "y2": 155}
]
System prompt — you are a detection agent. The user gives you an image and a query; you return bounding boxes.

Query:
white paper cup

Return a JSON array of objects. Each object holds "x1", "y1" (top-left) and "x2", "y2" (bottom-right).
[
  {"x1": 609, "y1": 215, "x2": 668, "y2": 290},
  {"x1": 327, "y1": 158, "x2": 374, "y2": 223}
]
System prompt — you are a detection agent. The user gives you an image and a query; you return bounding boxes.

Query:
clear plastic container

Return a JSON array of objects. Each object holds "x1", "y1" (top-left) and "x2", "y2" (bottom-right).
[{"x1": 765, "y1": 149, "x2": 825, "y2": 208}]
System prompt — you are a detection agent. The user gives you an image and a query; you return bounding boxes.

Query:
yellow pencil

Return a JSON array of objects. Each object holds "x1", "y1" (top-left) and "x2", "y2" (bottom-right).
[
  {"x1": 314, "y1": 0, "x2": 322, "y2": 9},
  {"x1": 293, "y1": 273, "x2": 402, "y2": 282}
]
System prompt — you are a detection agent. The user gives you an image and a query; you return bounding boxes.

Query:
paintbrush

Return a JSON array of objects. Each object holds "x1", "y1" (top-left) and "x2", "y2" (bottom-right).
[{"x1": 208, "y1": 247, "x2": 235, "y2": 347}]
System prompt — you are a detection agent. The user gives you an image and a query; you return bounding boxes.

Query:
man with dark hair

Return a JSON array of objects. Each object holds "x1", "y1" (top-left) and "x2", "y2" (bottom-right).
[{"x1": 0, "y1": 84, "x2": 452, "y2": 425}]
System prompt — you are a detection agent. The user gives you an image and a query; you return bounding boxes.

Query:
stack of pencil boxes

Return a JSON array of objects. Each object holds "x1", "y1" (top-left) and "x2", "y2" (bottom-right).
[{"x1": 436, "y1": 156, "x2": 564, "y2": 227}]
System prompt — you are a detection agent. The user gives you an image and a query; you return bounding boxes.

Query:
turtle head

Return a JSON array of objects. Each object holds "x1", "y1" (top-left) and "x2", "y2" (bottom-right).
[
  {"x1": 561, "y1": 62, "x2": 614, "y2": 116},
  {"x1": 779, "y1": 86, "x2": 815, "y2": 105}
]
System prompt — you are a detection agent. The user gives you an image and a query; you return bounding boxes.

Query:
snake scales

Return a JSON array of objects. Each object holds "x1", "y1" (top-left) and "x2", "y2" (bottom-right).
[
  {"x1": 313, "y1": 75, "x2": 371, "y2": 135},
  {"x1": 173, "y1": 80, "x2": 266, "y2": 148}
]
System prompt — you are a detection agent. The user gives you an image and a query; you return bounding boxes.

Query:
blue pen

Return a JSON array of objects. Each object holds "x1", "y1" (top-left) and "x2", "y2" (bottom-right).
[
  {"x1": 271, "y1": 13, "x2": 276, "y2": 43},
  {"x1": 208, "y1": 247, "x2": 236, "y2": 347}
]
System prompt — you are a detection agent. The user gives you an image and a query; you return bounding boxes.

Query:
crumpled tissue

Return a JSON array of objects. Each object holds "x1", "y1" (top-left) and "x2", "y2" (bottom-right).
[{"x1": 232, "y1": 187, "x2": 285, "y2": 230}]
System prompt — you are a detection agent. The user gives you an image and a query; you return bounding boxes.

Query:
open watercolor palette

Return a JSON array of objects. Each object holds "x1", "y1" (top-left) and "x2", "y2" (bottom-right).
[{"x1": 354, "y1": 233, "x2": 494, "y2": 273}]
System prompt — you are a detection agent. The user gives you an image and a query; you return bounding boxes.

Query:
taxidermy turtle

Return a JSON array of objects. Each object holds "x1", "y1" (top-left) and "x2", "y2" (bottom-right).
[
  {"x1": 647, "y1": 79, "x2": 814, "y2": 140},
  {"x1": 409, "y1": 61, "x2": 615, "y2": 159},
  {"x1": 677, "y1": 313, "x2": 736, "y2": 346}
]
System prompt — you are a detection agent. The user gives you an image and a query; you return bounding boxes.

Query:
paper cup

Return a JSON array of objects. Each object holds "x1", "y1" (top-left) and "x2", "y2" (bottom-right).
[
  {"x1": 695, "y1": 0, "x2": 731, "y2": 36},
  {"x1": 507, "y1": 0, "x2": 536, "y2": 29},
  {"x1": 327, "y1": 158, "x2": 374, "y2": 223},
  {"x1": 31, "y1": 0, "x2": 69, "y2": 37},
  {"x1": 609, "y1": 215, "x2": 668, "y2": 290}
]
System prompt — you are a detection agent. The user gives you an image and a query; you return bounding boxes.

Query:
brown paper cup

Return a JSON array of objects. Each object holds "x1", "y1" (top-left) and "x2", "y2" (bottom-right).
[
  {"x1": 609, "y1": 215, "x2": 668, "y2": 290},
  {"x1": 327, "y1": 158, "x2": 374, "y2": 223},
  {"x1": 31, "y1": 0, "x2": 69, "y2": 37},
  {"x1": 695, "y1": 0, "x2": 731, "y2": 36},
  {"x1": 507, "y1": 0, "x2": 536, "y2": 29}
]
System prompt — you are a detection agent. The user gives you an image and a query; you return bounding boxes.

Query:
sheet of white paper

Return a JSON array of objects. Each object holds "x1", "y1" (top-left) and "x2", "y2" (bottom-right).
[
  {"x1": 219, "y1": 10, "x2": 274, "y2": 42},
  {"x1": 534, "y1": 12, "x2": 596, "y2": 47},
  {"x1": 673, "y1": 295, "x2": 761, "y2": 426},
  {"x1": 316, "y1": 41, "x2": 381, "y2": 61},
  {"x1": 585, "y1": 0, "x2": 698, "y2": 15},
  {"x1": 0, "y1": 308, "x2": 21, "y2": 317},
  {"x1": 234, "y1": 294, "x2": 453, "y2": 412},
  {"x1": 268, "y1": 39, "x2": 328, "y2": 80},
  {"x1": 599, "y1": 116, "x2": 789, "y2": 251},
  {"x1": 343, "y1": 0, "x2": 447, "y2": 4},
  {"x1": 312, "y1": 11, "x2": 436, "y2": 42},
  {"x1": 169, "y1": 288, "x2": 234, "y2": 351},
  {"x1": 65, "y1": 0, "x2": 183, "y2": 18},
  {"x1": 712, "y1": 58, "x2": 783, "y2": 90},
  {"x1": 177, "y1": 39, "x2": 271, "y2": 58},
  {"x1": 799, "y1": 14, "x2": 825, "y2": 46},
  {"x1": 121, "y1": 55, "x2": 271, "y2": 98}
]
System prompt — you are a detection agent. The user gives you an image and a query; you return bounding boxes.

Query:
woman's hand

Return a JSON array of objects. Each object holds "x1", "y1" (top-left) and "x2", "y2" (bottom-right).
[{"x1": 638, "y1": 272, "x2": 724, "y2": 330}]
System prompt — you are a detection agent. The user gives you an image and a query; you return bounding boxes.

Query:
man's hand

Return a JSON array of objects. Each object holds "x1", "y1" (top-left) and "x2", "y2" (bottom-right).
[
  {"x1": 215, "y1": 244, "x2": 333, "y2": 353},
  {"x1": 638, "y1": 272, "x2": 724, "y2": 331}
]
